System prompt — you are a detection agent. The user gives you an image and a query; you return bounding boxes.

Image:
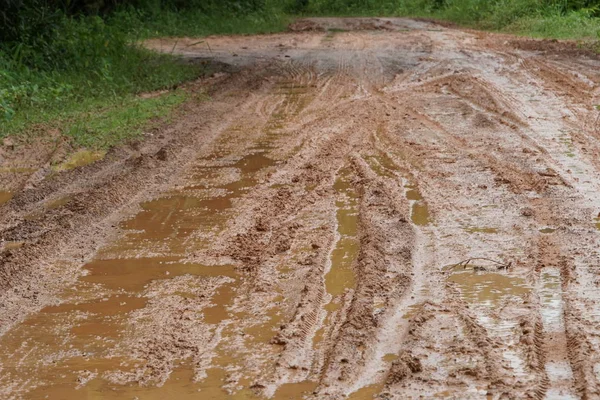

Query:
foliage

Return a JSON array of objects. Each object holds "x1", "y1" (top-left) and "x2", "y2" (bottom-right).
[
  {"x1": 306, "y1": 0, "x2": 600, "y2": 32},
  {"x1": 0, "y1": 0, "x2": 289, "y2": 146}
]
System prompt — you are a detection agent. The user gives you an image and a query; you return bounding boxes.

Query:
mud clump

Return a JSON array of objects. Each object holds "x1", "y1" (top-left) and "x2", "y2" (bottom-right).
[{"x1": 385, "y1": 351, "x2": 422, "y2": 384}]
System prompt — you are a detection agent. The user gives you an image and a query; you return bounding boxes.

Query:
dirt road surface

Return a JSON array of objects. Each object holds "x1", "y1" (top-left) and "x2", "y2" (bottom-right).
[{"x1": 1, "y1": 17, "x2": 600, "y2": 399}]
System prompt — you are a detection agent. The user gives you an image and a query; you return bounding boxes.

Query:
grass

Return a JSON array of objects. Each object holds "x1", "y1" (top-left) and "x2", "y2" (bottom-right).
[
  {"x1": 63, "y1": 91, "x2": 187, "y2": 148},
  {"x1": 0, "y1": 7, "x2": 290, "y2": 149},
  {"x1": 304, "y1": 0, "x2": 600, "y2": 40},
  {"x1": 505, "y1": 9, "x2": 600, "y2": 39}
]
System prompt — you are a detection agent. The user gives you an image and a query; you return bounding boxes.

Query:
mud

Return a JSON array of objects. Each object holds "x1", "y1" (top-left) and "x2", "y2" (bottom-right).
[{"x1": 2, "y1": 16, "x2": 600, "y2": 400}]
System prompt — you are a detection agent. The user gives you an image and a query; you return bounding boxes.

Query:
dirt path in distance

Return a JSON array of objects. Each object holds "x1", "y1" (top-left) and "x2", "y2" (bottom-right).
[{"x1": 2, "y1": 17, "x2": 600, "y2": 400}]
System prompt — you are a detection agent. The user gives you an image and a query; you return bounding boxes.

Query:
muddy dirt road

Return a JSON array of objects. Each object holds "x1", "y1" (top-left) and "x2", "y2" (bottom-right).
[{"x1": 2, "y1": 17, "x2": 600, "y2": 399}]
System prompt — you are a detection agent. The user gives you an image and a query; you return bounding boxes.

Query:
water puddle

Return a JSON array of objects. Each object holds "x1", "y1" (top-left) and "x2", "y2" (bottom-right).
[
  {"x1": 82, "y1": 258, "x2": 237, "y2": 292},
  {"x1": 0, "y1": 78, "x2": 314, "y2": 398},
  {"x1": 539, "y1": 268, "x2": 564, "y2": 332},
  {"x1": 0, "y1": 140, "x2": 281, "y2": 397},
  {"x1": 540, "y1": 227, "x2": 556, "y2": 234},
  {"x1": 326, "y1": 237, "x2": 359, "y2": 297},
  {"x1": 110, "y1": 150, "x2": 276, "y2": 256},
  {"x1": 448, "y1": 266, "x2": 529, "y2": 306},
  {"x1": 347, "y1": 384, "x2": 382, "y2": 400},
  {"x1": 328, "y1": 166, "x2": 360, "y2": 294},
  {"x1": 364, "y1": 153, "x2": 396, "y2": 179},
  {"x1": 314, "y1": 167, "x2": 360, "y2": 348},
  {"x1": 464, "y1": 227, "x2": 498, "y2": 234},
  {"x1": 54, "y1": 150, "x2": 106, "y2": 172},
  {"x1": 1, "y1": 240, "x2": 25, "y2": 252},
  {"x1": 411, "y1": 202, "x2": 430, "y2": 226},
  {"x1": 46, "y1": 195, "x2": 72, "y2": 209},
  {"x1": 447, "y1": 263, "x2": 530, "y2": 377},
  {"x1": 24, "y1": 195, "x2": 74, "y2": 221},
  {"x1": 0, "y1": 190, "x2": 13, "y2": 206},
  {"x1": 27, "y1": 364, "x2": 217, "y2": 400},
  {"x1": 272, "y1": 380, "x2": 318, "y2": 399},
  {"x1": 406, "y1": 187, "x2": 422, "y2": 201},
  {"x1": 404, "y1": 183, "x2": 430, "y2": 226},
  {"x1": 0, "y1": 166, "x2": 38, "y2": 173}
]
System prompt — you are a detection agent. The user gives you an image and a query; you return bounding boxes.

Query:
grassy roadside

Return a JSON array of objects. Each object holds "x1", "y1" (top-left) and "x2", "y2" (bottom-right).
[
  {"x1": 302, "y1": 0, "x2": 600, "y2": 40},
  {"x1": 0, "y1": 9, "x2": 290, "y2": 149}
]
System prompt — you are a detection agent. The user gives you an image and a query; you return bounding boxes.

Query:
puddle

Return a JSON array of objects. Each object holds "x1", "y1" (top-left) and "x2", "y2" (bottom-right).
[
  {"x1": 326, "y1": 238, "x2": 358, "y2": 297},
  {"x1": 411, "y1": 202, "x2": 430, "y2": 226},
  {"x1": 24, "y1": 195, "x2": 74, "y2": 220},
  {"x1": 327, "y1": 167, "x2": 360, "y2": 296},
  {"x1": 364, "y1": 153, "x2": 396, "y2": 179},
  {"x1": 0, "y1": 166, "x2": 38, "y2": 173},
  {"x1": 315, "y1": 167, "x2": 360, "y2": 346},
  {"x1": 539, "y1": 268, "x2": 564, "y2": 332},
  {"x1": 82, "y1": 258, "x2": 237, "y2": 292},
  {"x1": 203, "y1": 280, "x2": 237, "y2": 324},
  {"x1": 272, "y1": 380, "x2": 318, "y2": 399},
  {"x1": 27, "y1": 364, "x2": 216, "y2": 400},
  {"x1": 540, "y1": 227, "x2": 556, "y2": 234},
  {"x1": 347, "y1": 384, "x2": 382, "y2": 400},
  {"x1": 112, "y1": 151, "x2": 276, "y2": 256},
  {"x1": 404, "y1": 183, "x2": 430, "y2": 226},
  {"x1": 401, "y1": 302, "x2": 424, "y2": 320},
  {"x1": 241, "y1": 296, "x2": 286, "y2": 345},
  {"x1": 448, "y1": 264, "x2": 531, "y2": 378},
  {"x1": 46, "y1": 195, "x2": 72, "y2": 210},
  {"x1": 54, "y1": 150, "x2": 106, "y2": 171},
  {"x1": 448, "y1": 267, "x2": 530, "y2": 306},
  {"x1": 0, "y1": 143, "x2": 280, "y2": 397},
  {"x1": 464, "y1": 227, "x2": 498, "y2": 234},
  {"x1": 0, "y1": 190, "x2": 13, "y2": 206},
  {"x1": 1, "y1": 240, "x2": 25, "y2": 252},
  {"x1": 406, "y1": 188, "x2": 422, "y2": 201}
]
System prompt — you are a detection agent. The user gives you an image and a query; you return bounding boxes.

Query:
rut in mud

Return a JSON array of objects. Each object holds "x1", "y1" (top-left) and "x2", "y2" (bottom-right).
[{"x1": 2, "y1": 17, "x2": 600, "y2": 399}]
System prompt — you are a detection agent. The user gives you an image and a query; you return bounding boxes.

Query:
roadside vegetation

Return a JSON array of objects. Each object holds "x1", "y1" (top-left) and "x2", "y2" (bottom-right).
[
  {"x1": 1, "y1": 0, "x2": 599, "y2": 148},
  {"x1": 0, "y1": 0, "x2": 290, "y2": 147},
  {"x1": 304, "y1": 0, "x2": 600, "y2": 39}
]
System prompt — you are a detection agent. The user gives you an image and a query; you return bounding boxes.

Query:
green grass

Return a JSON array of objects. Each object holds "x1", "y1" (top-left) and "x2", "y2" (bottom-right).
[
  {"x1": 304, "y1": 0, "x2": 600, "y2": 40},
  {"x1": 64, "y1": 91, "x2": 187, "y2": 148},
  {"x1": 139, "y1": 9, "x2": 291, "y2": 37},
  {"x1": 505, "y1": 9, "x2": 600, "y2": 39},
  {"x1": 0, "y1": 8, "x2": 290, "y2": 150}
]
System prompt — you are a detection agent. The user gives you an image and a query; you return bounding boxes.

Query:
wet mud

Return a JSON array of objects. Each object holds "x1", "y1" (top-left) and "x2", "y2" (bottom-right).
[{"x1": 2, "y1": 16, "x2": 600, "y2": 400}]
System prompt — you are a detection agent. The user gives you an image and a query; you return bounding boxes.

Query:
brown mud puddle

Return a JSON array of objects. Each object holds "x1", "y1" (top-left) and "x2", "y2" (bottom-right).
[
  {"x1": 464, "y1": 227, "x2": 498, "y2": 234},
  {"x1": 405, "y1": 183, "x2": 430, "y2": 226},
  {"x1": 363, "y1": 153, "x2": 431, "y2": 228},
  {"x1": 0, "y1": 190, "x2": 13, "y2": 206},
  {"x1": 314, "y1": 166, "x2": 360, "y2": 347},
  {"x1": 0, "y1": 138, "x2": 281, "y2": 398},
  {"x1": 448, "y1": 263, "x2": 531, "y2": 378}
]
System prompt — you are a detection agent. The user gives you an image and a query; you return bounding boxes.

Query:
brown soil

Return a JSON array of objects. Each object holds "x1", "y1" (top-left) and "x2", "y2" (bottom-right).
[{"x1": 2, "y1": 17, "x2": 600, "y2": 399}]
